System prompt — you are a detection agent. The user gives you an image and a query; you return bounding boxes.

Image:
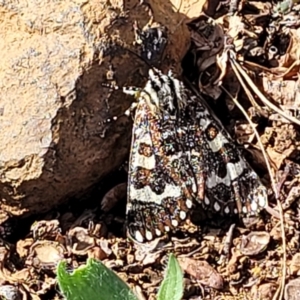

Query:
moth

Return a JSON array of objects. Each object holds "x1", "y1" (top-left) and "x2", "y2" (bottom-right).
[{"x1": 110, "y1": 68, "x2": 267, "y2": 243}]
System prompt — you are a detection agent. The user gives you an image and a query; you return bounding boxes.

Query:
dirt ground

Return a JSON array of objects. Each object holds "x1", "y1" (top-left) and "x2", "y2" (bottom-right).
[{"x1": 1, "y1": 0, "x2": 300, "y2": 299}]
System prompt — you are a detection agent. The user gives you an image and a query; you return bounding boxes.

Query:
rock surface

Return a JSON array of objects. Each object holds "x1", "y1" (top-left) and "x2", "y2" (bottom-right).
[{"x1": 0, "y1": 0, "x2": 204, "y2": 221}]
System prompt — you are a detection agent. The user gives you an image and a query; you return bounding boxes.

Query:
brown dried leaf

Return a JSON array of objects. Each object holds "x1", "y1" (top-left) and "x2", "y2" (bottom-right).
[
  {"x1": 251, "y1": 282, "x2": 278, "y2": 300},
  {"x1": 87, "y1": 246, "x2": 108, "y2": 260},
  {"x1": 101, "y1": 183, "x2": 127, "y2": 212},
  {"x1": 285, "y1": 277, "x2": 300, "y2": 300},
  {"x1": 66, "y1": 227, "x2": 95, "y2": 255},
  {"x1": 262, "y1": 76, "x2": 300, "y2": 107},
  {"x1": 98, "y1": 239, "x2": 112, "y2": 257},
  {"x1": 26, "y1": 240, "x2": 65, "y2": 269},
  {"x1": 266, "y1": 146, "x2": 293, "y2": 170},
  {"x1": 134, "y1": 237, "x2": 167, "y2": 264},
  {"x1": 270, "y1": 222, "x2": 283, "y2": 241},
  {"x1": 30, "y1": 220, "x2": 61, "y2": 240},
  {"x1": 16, "y1": 238, "x2": 34, "y2": 258},
  {"x1": 88, "y1": 222, "x2": 108, "y2": 238},
  {"x1": 281, "y1": 28, "x2": 299, "y2": 68},
  {"x1": 240, "y1": 231, "x2": 270, "y2": 256},
  {"x1": 187, "y1": 15, "x2": 225, "y2": 99},
  {"x1": 235, "y1": 123, "x2": 256, "y2": 145},
  {"x1": 290, "y1": 253, "x2": 300, "y2": 275},
  {"x1": 226, "y1": 247, "x2": 243, "y2": 275},
  {"x1": 178, "y1": 257, "x2": 224, "y2": 290}
]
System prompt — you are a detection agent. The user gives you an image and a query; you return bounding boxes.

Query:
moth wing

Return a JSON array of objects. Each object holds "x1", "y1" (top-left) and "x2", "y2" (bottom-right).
[
  {"x1": 127, "y1": 99, "x2": 197, "y2": 243},
  {"x1": 185, "y1": 92, "x2": 267, "y2": 216}
]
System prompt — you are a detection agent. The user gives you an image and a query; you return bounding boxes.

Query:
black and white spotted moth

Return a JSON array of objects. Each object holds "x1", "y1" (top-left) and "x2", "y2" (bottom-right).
[{"x1": 110, "y1": 68, "x2": 267, "y2": 243}]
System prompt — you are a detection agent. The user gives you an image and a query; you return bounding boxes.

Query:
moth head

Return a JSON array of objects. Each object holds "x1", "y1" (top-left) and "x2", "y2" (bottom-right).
[{"x1": 141, "y1": 69, "x2": 187, "y2": 116}]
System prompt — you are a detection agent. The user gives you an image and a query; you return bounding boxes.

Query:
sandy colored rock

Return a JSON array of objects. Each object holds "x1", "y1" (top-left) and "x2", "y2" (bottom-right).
[{"x1": 0, "y1": 0, "x2": 197, "y2": 222}]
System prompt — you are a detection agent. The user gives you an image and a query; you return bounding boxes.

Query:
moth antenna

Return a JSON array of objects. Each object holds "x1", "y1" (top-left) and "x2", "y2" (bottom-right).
[
  {"x1": 102, "y1": 82, "x2": 142, "y2": 95},
  {"x1": 101, "y1": 82, "x2": 121, "y2": 91}
]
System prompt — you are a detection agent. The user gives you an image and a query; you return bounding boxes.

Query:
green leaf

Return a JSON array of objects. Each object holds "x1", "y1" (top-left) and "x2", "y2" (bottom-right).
[
  {"x1": 57, "y1": 258, "x2": 138, "y2": 300},
  {"x1": 157, "y1": 254, "x2": 184, "y2": 300}
]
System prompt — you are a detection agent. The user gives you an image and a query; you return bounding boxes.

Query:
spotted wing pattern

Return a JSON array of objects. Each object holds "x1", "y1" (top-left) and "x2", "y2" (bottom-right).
[
  {"x1": 182, "y1": 90, "x2": 267, "y2": 216},
  {"x1": 126, "y1": 74, "x2": 197, "y2": 243},
  {"x1": 124, "y1": 69, "x2": 267, "y2": 243}
]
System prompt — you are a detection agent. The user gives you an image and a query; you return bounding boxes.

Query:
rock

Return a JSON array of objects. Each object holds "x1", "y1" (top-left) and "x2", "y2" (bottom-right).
[
  {"x1": 0, "y1": 285, "x2": 21, "y2": 300},
  {"x1": 0, "y1": 0, "x2": 193, "y2": 222},
  {"x1": 285, "y1": 277, "x2": 300, "y2": 300}
]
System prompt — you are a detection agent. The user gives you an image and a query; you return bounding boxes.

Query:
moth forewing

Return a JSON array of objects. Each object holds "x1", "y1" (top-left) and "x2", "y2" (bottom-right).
[
  {"x1": 121, "y1": 69, "x2": 268, "y2": 243},
  {"x1": 126, "y1": 70, "x2": 198, "y2": 242}
]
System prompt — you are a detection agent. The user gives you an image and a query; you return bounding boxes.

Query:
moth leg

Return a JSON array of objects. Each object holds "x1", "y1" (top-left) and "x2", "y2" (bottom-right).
[
  {"x1": 100, "y1": 182, "x2": 127, "y2": 212},
  {"x1": 125, "y1": 102, "x2": 138, "y2": 118},
  {"x1": 102, "y1": 81, "x2": 141, "y2": 121}
]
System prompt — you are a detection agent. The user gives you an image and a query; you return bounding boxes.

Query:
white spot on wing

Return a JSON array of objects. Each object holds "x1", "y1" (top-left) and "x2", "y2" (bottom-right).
[
  {"x1": 224, "y1": 206, "x2": 230, "y2": 214},
  {"x1": 226, "y1": 162, "x2": 245, "y2": 181},
  {"x1": 180, "y1": 211, "x2": 186, "y2": 220},
  {"x1": 204, "y1": 197, "x2": 210, "y2": 205},
  {"x1": 257, "y1": 187, "x2": 267, "y2": 208},
  {"x1": 135, "y1": 231, "x2": 144, "y2": 243},
  {"x1": 172, "y1": 219, "x2": 178, "y2": 227},
  {"x1": 214, "y1": 201, "x2": 221, "y2": 211},
  {"x1": 155, "y1": 229, "x2": 162, "y2": 236},
  {"x1": 186, "y1": 199, "x2": 193, "y2": 208},
  {"x1": 146, "y1": 230, "x2": 153, "y2": 241},
  {"x1": 250, "y1": 201, "x2": 258, "y2": 212}
]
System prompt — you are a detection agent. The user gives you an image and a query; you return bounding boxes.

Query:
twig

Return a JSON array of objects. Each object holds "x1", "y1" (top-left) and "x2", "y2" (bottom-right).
[
  {"x1": 221, "y1": 223, "x2": 236, "y2": 257},
  {"x1": 221, "y1": 84, "x2": 286, "y2": 300},
  {"x1": 229, "y1": 51, "x2": 300, "y2": 127},
  {"x1": 228, "y1": 57, "x2": 264, "y2": 112}
]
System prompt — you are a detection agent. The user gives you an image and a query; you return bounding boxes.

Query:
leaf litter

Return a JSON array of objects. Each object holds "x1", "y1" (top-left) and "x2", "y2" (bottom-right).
[{"x1": 2, "y1": 1, "x2": 300, "y2": 299}]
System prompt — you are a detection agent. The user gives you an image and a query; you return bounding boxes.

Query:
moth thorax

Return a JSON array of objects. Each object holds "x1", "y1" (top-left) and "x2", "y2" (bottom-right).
[
  {"x1": 160, "y1": 92, "x2": 184, "y2": 116},
  {"x1": 142, "y1": 92, "x2": 161, "y2": 115}
]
